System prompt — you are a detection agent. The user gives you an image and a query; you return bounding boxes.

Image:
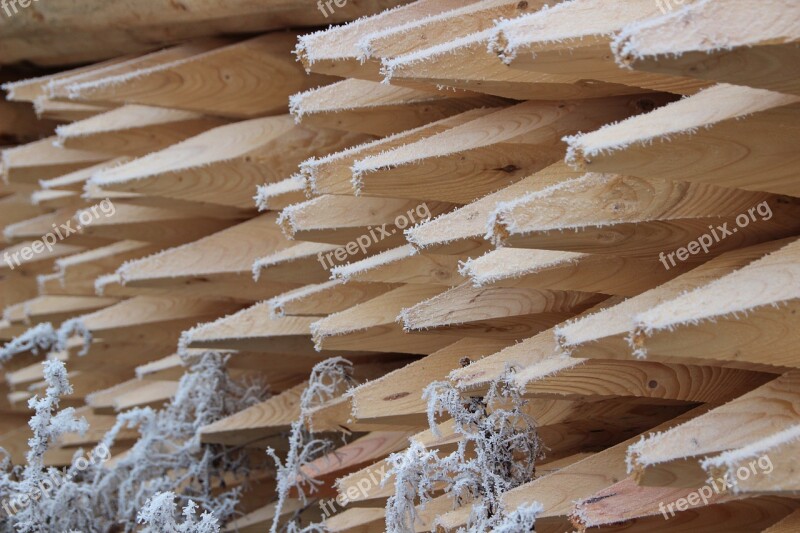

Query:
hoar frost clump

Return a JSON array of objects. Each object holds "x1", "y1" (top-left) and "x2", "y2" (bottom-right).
[
  {"x1": 92, "y1": 351, "x2": 268, "y2": 529},
  {"x1": 384, "y1": 370, "x2": 545, "y2": 532},
  {"x1": 0, "y1": 351, "x2": 268, "y2": 532},
  {"x1": 136, "y1": 491, "x2": 221, "y2": 532}
]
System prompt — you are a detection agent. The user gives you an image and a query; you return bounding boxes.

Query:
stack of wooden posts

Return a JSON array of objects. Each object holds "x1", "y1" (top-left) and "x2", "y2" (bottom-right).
[{"x1": 1, "y1": 0, "x2": 799, "y2": 530}]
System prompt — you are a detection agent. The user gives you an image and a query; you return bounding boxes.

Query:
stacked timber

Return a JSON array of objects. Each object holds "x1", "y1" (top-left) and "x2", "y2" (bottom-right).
[{"x1": 0, "y1": 0, "x2": 798, "y2": 531}]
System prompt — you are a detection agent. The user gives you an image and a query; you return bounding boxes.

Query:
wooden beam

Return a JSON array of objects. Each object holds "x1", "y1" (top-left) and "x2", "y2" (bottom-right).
[
  {"x1": 490, "y1": 173, "x2": 800, "y2": 258},
  {"x1": 630, "y1": 238, "x2": 800, "y2": 370},
  {"x1": 764, "y1": 509, "x2": 800, "y2": 533},
  {"x1": 183, "y1": 302, "x2": 320, "y2": 356},
  {"x1": 278, "y1": 194, "x2": 453, "y2": 245},
  {"x1": 291, "y1": 78, "x2": 509, "y2": 136},
  {"x1": 65, "y1": 34, "x2": 337, "y2": 118},
  {"x1": 56, "y1": 105, "x2": 227, "y2": 156},
  {"x1": 311, "y1": 284, "x2": 453, "y2": 354},
  {"x1": 297, "y1": 0, "x2": 471, "y2": 79},
  {"x1": 29, "y1": 190, "x2": 79, "y2": 210},
  {"x1": 324, "y1": 507, "x2": 385, "y2": 533},
  {"x1": 224, "y1": 499, "x2": 306, "y2": 533},
  {"x1": 701, "y1": 425, "x2": 800, "y2": 497},
  {"x1": 18, "y1": 295, "x2": 118, "y2": 325},
  {"x1": 557, "y1": 238, "x2": 794, "y2": 372},
  {"x1": 401, "y1": 282, "x2": 605, "y2": 340},
  {"x1": 349, "y1": 337, "x2": 513, "y2": 425},
  {"x1": 116, "y1": 214, "x2": 295, "y2": 300},
  {"x1": 0, "y1": 240, "x2": 85, "y2": 276},
  {"x1": 78, "y1": 295, "x2": 242, "y2": 346},
  {"x1": 460, "y1": 248, "x2": 685, "y2": 296},
  {"x1": 358, "y1": 0, "x2": 537, "y2": 62},
  {"x1": 381, "y1": 27, "x2": 666, "y2": 100},
  {"x1": 269, "y1": 280, "x2": 400, "y2": 318},
  {"x1": 575, "y1": 487, "x2": 796, "y2": 531},
  {"x1": 436, "y1": 406, "x2": 706, "y2": 529},
  {"x1": 301, "y1": 430, "x2": 413, "y2": 482},
  {"x1": 200, "y1": 360, "x2": 407, "y2": 445},
  {"x1": 492, "y1": 0, "x2": 709, "y2": 94},
  {"x1": 0, "y1": 193, "x2": 47, "y2": 230},
  {"x1": 350, "y1": 95, "x2": 672, "y2": 203},
  {"x1": 75, "y1": 203, "x2": 238, "y2": 245},
  {"x1": 0, "y1": 1, "x2": 411, "y2": 66},
  {"x1": 40, "y1": 158, "x2": 131, "y2": 192},
  {"x1": 55, "y1": 239, "x2": 160, "y2": 289},
  {"x1": 331, "y1": 245, "x2": 467, "y2": 286},
  {"x1": 451, "y1": 298, "x2": 615, "y2": 392},
  {"x1": 304, "y1": 108, "x2": 496, "y2": 196},
  {"x1": 252, "y1": 241, "x2": 339, "y2": 285},
  {"x1": 111, "y1": 379, "x2": 180, "y2": 412},
  {"x1": 628, "y1": 371, "x2": 800, "y2": 488},
  {"x1": 521, "y1": 359, "x2": 772, "y2": 403},
  {"x1": 3, "y1": 208, "x2": 111, "y2": 247},
  {"x1": 91, "y1": 116, "x2": 369, "y2": 209},
  {"x1": 2, "y1": 137, "x2": 109, "y2": 183},
  {"x1": 565, "y1": 84, "x2": 800, "y2": 196},
  {"x1": 34, "y1": 100, "x2": 114, "y2": 122},
  {"x1": 404, "y1": 163, "x2": 584, "y2": 255},
  {"x1": 2, "y1": 55, "x2": 135, "y2": 102},
  {"x1": 613, "y1": 0, "x2": 800, "y2": 96}
]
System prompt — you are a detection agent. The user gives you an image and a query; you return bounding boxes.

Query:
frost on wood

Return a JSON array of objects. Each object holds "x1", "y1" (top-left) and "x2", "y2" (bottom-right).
[
  {"x1": 384, "y1": 440, "x2": 449, "y2": 530},
  {"x1": 384, "y1": 371, "x2": 544, "y2": 533},
  {"x1": 137, "y1": 491, "x2": 220, "y2": 533},
  {"x1": 268, "y1": 357, "x2": 356, "y2": 533}
]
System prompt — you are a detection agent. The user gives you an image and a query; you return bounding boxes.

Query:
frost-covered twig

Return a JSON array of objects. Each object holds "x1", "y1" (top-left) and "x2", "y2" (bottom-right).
[
  {"x1": 0, "y1": 360, "x2": 97, "y2": 532},
  {"x1": 384, "y1": 370, "x2": 544, "y2": 532},
  {"x1": 56, "y1": 318, "x2": 92, "y2": 356},
  {"x1": 268, "y1": 357, "x2": 356, "y2": 533},
  {"x1": 0, "y1": 318, "x2": 92, "y2": 366},
  {"x1": 0, "y1": 323, "x2": 57, "y2": 364}
]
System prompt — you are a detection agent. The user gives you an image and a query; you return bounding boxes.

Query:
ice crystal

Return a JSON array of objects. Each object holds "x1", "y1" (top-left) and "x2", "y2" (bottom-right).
[{"x1": 137, "y1": 492, "x2": 220, "y2": 533}]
